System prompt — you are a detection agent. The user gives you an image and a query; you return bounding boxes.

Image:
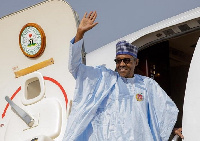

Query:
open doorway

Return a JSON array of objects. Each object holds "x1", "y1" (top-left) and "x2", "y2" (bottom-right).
[{"x1": 136, "y1": 30, "x2": 200, "y2": 127}]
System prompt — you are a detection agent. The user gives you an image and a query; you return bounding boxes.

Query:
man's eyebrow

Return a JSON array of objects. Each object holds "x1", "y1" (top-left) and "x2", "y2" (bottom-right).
[{"x1": 115, "y1": 57, "x2": 132, "y2": 59}]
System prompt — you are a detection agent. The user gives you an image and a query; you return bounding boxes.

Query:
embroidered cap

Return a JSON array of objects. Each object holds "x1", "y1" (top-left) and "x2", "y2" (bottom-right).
[{"x1": 116, "y1": 40, "x2": 138, "y2": 58}]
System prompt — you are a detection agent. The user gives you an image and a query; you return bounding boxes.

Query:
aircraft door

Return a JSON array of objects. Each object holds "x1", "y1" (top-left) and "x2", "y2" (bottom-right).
[{"x1": 182, "y1": 37, "x2": 200, "y2": 140}]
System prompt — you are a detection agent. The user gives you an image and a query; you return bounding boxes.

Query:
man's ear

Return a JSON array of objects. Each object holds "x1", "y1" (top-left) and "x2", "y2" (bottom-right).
[{"x1": 135, "y1": 59, "x2": 139, "y2": 66}]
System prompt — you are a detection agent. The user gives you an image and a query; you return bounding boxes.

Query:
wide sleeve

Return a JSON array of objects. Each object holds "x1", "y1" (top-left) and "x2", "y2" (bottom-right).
[
  {"x1": 68, "y1": 38, "x2": 102, "y2": 78},
  {"x1": 68, "y1": 38, "x2": 84, "y2": 79},
  {"x1": 64, "y1": 38, "x2": 117, "y2": 141},
  {"x1": 146, "y1": 78, "x2": 179, "y2": 141}
]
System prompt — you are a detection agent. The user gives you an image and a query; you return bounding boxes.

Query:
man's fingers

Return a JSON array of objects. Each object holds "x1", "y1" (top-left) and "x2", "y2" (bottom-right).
[
  {"x1": 92, "y1": 22, "x2": 98, "y2": 28},
  {"x1": 174, "y1": 128, "x2": 184, "y2": 139},
  {"x1": 88, "y1": 11, "x2": 93, "y2": 19},
  {"x1": 87, "y1": 11, "x2": 97, "y2": 20},
  {"x1": 80, "y1": 11, "x2": 98, "y2": 30},
  {"x1": 92, "y1": 11, "x2": 97, "y2": 22},
  {"x1": 180, "y1": 135, "x2": 184, "y2": 139},
  {"x1": 83, "y1": 12, "x2": 87, "y2": 18}
]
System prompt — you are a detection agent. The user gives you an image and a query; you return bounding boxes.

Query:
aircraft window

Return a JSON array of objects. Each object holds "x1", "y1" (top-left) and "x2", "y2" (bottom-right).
[
  {"x1": 163, "y1": 29, "x2": 175, "y2": 36},
  {"x1": 26, "y1": 78, "x2": 41, "y2": 100},
  {"x1": 197, "y1": 19, "x2": 200, "y2": 24},
  {"x1": 178, "y1": 24, "x2": 191, "y2": 32}
]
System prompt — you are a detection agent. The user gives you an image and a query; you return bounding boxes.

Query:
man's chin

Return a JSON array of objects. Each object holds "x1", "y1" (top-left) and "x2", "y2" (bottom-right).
[
  {"x1": 118, "y1": 71, "x2": 134, "y2": 78},
  {"x1": 118, "y1": 72, "x2": 127, "y2": 78}
]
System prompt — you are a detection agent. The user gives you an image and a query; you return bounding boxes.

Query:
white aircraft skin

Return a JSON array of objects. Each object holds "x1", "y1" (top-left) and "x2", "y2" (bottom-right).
[
  {"x1": 0, "y1": 0, "x2": 200, "y2": 140},
  {"x1": 0, "y1": 1, "x2": 78, "y2": 141}
]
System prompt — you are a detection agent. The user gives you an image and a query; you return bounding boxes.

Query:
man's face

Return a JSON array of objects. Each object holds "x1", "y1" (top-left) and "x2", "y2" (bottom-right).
[{"x1": 115, "y1": 54, "x2": 139, "y2": 78}]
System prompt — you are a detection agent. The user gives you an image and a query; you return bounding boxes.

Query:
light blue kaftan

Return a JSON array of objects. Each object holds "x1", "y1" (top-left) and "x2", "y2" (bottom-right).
[{"x1": 63, "y1": 38, "x2": 178, "y2": 141}]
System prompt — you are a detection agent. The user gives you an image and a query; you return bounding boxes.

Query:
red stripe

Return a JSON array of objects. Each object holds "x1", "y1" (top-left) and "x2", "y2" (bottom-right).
[
  {"x1": 43, "y1": 76, "x2": 68, "y2": 108},
  {"x1": 2, "y1": 76, "x2": 68, "y2": 119}
]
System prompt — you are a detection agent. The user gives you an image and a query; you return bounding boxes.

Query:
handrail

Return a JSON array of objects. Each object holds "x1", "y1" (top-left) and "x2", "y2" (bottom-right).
[{"x1": 171, "y1": 135, "x2": 179, "y2": 141}]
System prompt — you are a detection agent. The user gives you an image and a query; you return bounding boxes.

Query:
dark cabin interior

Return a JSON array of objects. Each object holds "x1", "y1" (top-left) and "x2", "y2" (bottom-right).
[{"x1": 136, "y1": 30, "x2": 200, "y2": 128}]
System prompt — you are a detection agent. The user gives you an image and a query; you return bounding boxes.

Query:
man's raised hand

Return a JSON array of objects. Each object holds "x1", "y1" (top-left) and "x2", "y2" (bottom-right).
[{"x1": 75, "y1": 11, "x2": 98, "y2": 43}]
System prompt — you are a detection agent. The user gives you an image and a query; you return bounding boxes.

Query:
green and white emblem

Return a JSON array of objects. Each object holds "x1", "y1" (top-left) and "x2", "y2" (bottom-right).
[{"x1": 19, "y1": 23, "x2": 46, "y2": 58}]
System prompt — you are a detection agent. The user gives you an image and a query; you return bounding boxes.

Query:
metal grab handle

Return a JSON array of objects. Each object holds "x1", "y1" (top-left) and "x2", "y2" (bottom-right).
[
  {"x1": 171, "y1": 135, "x2": 179, "y2": 141},
  {"x1": 5, "y1": 96, "x2": 34, "y2": 127}
]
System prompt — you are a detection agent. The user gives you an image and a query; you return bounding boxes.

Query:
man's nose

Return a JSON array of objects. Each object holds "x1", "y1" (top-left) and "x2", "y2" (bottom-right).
[{"x1": 119, "y1": 60, "x2": 126, "y2": 66}]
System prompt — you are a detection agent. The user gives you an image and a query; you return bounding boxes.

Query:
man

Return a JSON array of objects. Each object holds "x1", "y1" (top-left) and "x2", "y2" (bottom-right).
[{"x1": 63, "y1": 11, "x2": 178, "y2": 141}]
